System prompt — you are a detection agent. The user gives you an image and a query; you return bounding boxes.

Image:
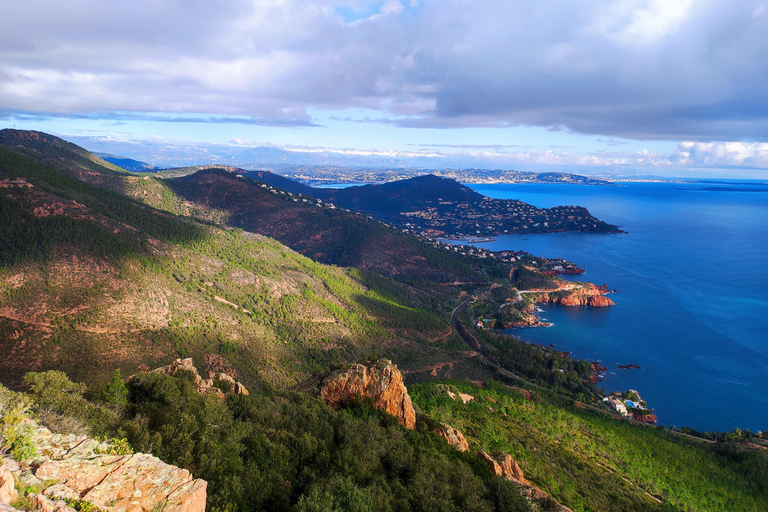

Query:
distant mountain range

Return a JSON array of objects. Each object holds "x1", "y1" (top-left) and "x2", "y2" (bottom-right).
[{"x1": 68, "y1": 135, "x2": 613, "y2": 185}]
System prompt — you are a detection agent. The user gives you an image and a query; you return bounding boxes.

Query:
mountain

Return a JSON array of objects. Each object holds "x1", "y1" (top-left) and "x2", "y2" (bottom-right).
[
  {"x1": 0, "y1": 132, "x2": 498, "y2": 392},
  {"x1": 245, "y1": 171, "x2": 624, "y2": 237},
  {"x1": 318, "y1": 174, "x2": 485, "y2": 218}
]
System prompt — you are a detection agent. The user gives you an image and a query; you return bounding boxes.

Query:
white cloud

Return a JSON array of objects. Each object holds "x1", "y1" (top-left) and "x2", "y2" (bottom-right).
[
  {"x1": 672, "y1": 141, "x2": 768, "y2": 168},
  {"x1": 1, "y1": 0, "x2": 767, "y2": 143}
]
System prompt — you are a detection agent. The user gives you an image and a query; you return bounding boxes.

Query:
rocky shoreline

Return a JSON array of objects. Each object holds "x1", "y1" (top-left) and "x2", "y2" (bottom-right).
[{"x1": 497, "y1": 283, "x2": 615, "y2": 329}]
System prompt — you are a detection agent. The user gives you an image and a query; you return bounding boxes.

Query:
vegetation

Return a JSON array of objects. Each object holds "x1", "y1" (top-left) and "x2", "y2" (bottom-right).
[
  {"x1": 8, "y1": 369, "x2": 768, "y2": 512},
  {"x1": 0, "y1": 146, "x2": 478, "y2": 389},
  {"x1": 410, "y1": 380, "x2": 768, "y2": 512},
  {"x1": 2, "y1": 130, "x2": 766, "y2": 512}
]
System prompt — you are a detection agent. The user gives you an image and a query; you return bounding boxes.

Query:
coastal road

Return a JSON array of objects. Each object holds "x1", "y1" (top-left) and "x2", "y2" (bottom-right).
[
  {"x1": 450, "y1": 296, "x2": 532, "y2": 384},
  {"x1": 498, "y1": 285, "x2": 583, "y2": 311}
]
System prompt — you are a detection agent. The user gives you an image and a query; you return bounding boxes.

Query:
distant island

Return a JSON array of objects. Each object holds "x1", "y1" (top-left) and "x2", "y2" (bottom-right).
[{"x1": 246, "y1": 171, "x2": 625, "y2": 237}]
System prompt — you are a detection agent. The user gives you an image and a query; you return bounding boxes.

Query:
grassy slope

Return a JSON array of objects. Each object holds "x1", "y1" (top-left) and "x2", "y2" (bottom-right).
[
  {"x1": 411, "y1": 380, "x2": 768, "y2": 512},
  {"x1": 0, "y1": 146, "x2": 493, "y2": 389}
]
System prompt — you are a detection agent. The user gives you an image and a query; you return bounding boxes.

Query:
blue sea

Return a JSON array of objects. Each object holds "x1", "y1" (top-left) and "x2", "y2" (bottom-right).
[{"x1": 463, "y1": 181, "x2": 768, "y2": 432}]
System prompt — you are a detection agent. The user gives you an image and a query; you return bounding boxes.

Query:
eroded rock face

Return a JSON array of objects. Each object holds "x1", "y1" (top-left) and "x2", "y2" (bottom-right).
[
  {"x1": 545, "y1": 285, "x2": 615, "y2": 307},
  {"x1": 145, "y1": 358, "x2": 249, "y2": 397},
  {"x1": 553, "y1": 294, "x2": 615, "y2": 307},
  {"x1": 477, "y1": 452, "x2": 572, "y2": 512},
  {"x1": 478, "y1": 451, "x2": 503, "y2": 477},
  {"x1": 435, "y1": 424, "x2": 469, "y2": 452},
  {"x1": 295, "y1": 360, "x2": 416, "y2": 429},
  {"x1": 498, "y1": 454, "x2": 529, "y2": 484},
  {"x1": 37, "y1": 453, "x2": 207, "y2": 512}
]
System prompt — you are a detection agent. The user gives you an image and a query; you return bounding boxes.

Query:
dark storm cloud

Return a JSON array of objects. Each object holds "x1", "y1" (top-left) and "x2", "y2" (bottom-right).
[{"x1": 1, "y1": 0, "x2": 767, "y2": 141}]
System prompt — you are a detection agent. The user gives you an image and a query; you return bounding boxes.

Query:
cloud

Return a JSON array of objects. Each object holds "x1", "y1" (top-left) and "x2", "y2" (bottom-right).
[
  {"x1": 1, "y1": 0, "x2": 767, "y2": 141},
  {"x1": 671, "y1": 141, "x2": 768, "y2": 168},
  {"x1": 0, "y1": 109, "x2": 321, "y2": 127},
  {"x1": 408, "y1": 143, "x2": 528, "y2": 150}
]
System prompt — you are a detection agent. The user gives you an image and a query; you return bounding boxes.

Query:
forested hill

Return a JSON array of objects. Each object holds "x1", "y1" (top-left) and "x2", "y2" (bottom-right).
[
  {"x1": 161, "y1": 169, "x2": 506, "y2": 284},
  {"x1": 245, "y1": 170, "x2": 624, "y2": 236}
]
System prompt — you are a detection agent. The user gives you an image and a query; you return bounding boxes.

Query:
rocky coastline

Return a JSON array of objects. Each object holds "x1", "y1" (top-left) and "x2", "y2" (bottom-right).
[{"x1": 496, "y1": 283, "x2": 615, "y2": 329}]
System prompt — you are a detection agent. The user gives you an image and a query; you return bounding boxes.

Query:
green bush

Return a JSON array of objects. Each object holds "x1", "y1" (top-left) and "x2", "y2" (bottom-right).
[{"x1": 1, "y1": 404, "x2": 36, "y2": 461}]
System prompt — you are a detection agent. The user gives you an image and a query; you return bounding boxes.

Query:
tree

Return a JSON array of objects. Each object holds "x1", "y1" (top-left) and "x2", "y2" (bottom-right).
[{"x1": 102, "y1": 369, "x2": 128, "y2": 410}]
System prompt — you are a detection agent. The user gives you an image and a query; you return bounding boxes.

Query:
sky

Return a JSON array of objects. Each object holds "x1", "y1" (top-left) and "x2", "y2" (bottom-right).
[{"x1": 2, "y1": 0, "x2": 768, "y2": 177}]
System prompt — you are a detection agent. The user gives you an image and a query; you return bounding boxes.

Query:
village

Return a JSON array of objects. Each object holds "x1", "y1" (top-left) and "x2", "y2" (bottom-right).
[{"x1": 396, "y1": 195, "x2": 620, "y2": 238}]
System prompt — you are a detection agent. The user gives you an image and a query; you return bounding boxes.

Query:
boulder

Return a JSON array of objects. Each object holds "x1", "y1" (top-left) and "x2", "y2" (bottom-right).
[
  {"x1": 294, "y1": 360, "x2": 416, "y2": 429},
  {"x1": 435, "y1": 424, "x2": 469, "y2": 452}
]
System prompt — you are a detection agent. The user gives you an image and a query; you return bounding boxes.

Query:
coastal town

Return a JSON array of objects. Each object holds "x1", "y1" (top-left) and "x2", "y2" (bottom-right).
[
  {"x1": 398, "y1": 196, "x2": 623, "y2": 238},
  {"x1": 271, "y1": 165, "x2": 614, "y2": 187}
]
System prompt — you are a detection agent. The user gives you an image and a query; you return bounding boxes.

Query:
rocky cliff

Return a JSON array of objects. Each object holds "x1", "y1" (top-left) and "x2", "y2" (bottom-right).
[
  {"x1": 550, "y1": 293, "x2": 615, "y2": 307},
  {"x1": 0, "y1": 419, "x2": 206, "y2": 512},
  {"x1": 293, "y1": 360, "x2": 417, "y2": 429},
  {"x1": 531, "y1": 285, "x2": 615, "y2": 308}
]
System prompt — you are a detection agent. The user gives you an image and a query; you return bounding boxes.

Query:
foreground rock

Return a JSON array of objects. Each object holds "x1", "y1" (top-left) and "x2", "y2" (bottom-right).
[
  {"x1": 0, "y1": 462, "x2": 17, "y2": 505},
  {"x1": 0, "y1": 420, "x2": 206, "y2": 512},
  {"x1": 141, "y1": 357, "x2": 249, "y2": 397},
  {"x1": 293, "y1": 360, "x2": 417, "y2": 429}
]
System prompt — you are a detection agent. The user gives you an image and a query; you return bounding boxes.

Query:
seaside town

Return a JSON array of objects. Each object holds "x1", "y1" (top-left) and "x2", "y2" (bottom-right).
[{"x1": 398, "y1": 196, "x2": 622, "y2": 238}]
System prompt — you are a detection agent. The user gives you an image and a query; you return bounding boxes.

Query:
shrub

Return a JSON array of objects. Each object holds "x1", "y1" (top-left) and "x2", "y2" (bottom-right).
[{"x1": 1, "y1": 404, "x2": 36, "y2": 461}]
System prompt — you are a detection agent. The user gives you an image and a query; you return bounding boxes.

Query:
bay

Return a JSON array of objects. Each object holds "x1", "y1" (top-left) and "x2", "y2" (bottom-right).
[{"x1": 462, "y1": 181, "x2": 768, "y2": 432}]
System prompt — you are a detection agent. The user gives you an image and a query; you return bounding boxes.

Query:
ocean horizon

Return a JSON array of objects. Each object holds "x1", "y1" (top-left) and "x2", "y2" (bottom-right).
[{"x1": 460, "y1": 181, "x2": 768, "y2": 433}]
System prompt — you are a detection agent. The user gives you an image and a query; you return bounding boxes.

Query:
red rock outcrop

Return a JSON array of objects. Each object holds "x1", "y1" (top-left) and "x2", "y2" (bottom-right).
[
  {"x1": 435, "y1": 424, "x2": 469, "y2": 452},
  {"x1": 294, "y1": 360, "x2": 416, "y2": 429},
  {"x1": 140, "y1": 358, "x2": 249, "y2": 397},
  {"x1": 476, "y1": 452, "x2": 572, "y2": 511},
  {"x1": 552, "y1": 294, "x2": 615, "y2": 307},
  {"x1": 478, "y1": 451, "x2": 503, "y2": 476},
  {"x1": 498, "y1": 454, "x2": 529, "y2": 484},
  {"x1": 633, "y1": 412, "x2": 658, "y2": 424}
]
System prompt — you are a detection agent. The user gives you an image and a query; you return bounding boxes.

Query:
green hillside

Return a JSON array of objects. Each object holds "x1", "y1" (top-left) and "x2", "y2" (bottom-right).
[{"x1": 0, "y1": 145, "x2": 490, "y2": 389}]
